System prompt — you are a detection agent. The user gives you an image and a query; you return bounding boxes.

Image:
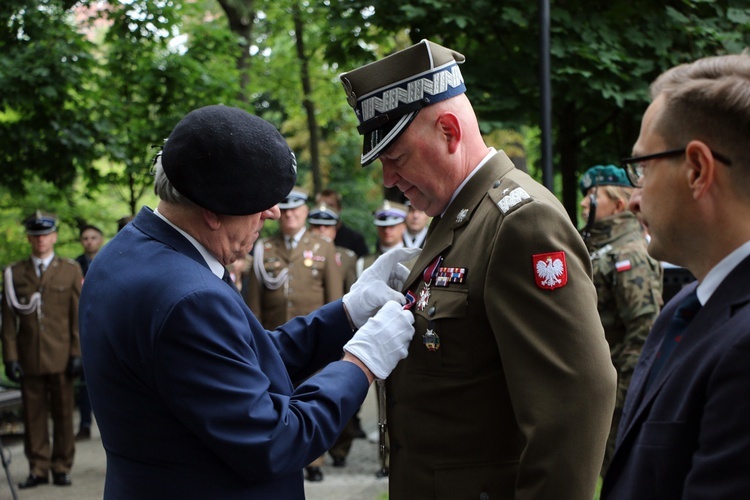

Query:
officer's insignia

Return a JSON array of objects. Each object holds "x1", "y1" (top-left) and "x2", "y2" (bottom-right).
[
  {"x1": 498, "y1": 188, "x2": 530, "y2": 214},
  {"x1": 533, "y1": 252, "x2": 568, "y2": 290},
  {"x1": 341, "y1": 77, "x2": 357, "y2": 108},
  {"x1": 416, "y1": 284, "x2": 431, "y2": 311},
  {"x1": 434, "y1": 267, "x2": 467, "y2": 287},
  {"x1": 455, "y1": 209, "x2": 469, "y2": 223}
]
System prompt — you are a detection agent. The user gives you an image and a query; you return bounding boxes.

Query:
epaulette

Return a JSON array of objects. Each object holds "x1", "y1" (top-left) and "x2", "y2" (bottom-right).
[
  {"x1": 488, "y1": 178, "x2": 533, "y2": 216},
  {"x1": 339, "y1": 248, "x2": 356, "y2": 258}
]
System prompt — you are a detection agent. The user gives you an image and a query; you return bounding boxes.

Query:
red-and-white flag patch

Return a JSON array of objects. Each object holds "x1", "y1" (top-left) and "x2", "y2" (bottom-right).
[
  {"x1": 533, "y1": 251, "x2": 568, "y2": 290},
  {"x1": 615, "y1": 259, "x2": 632, "y2": 272}
]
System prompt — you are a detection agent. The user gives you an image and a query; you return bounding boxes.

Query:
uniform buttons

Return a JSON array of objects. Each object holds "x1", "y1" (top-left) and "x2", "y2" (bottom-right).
[
  {"x1": 287, "y1": 301, "x2": 293, "y2": 307},
  {"x1": 427, "y1": 306, "x2": 436, "y2": 316},
  {"x1": 493, "y1": 180, "x2": 501, "y2": 188}
]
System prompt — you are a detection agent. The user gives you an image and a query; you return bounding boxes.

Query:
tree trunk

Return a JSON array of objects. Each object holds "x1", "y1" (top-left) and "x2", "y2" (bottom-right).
[
  {"x1": 217, "y1": 0, "x2": 256, "y2": 105},
  {"x1": 292, "y1": 1, "x2": 322, "y2": 195}
]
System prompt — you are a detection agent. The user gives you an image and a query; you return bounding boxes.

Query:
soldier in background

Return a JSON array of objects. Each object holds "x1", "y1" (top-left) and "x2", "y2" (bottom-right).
[
  {"x1": 579, "y1": 165, "x2": 663, "y2": 475},
  {"x1": 356, "y1": 201, "x2": 408, "y2": 278},
  {"x1": 245, "y1": 187, "x2": 343, "y2": 482},
  {"x1": 1, "y1": 212, "x2": 83, "y2": 489},
  {"x1": 73, "y1": 224, "x2": 104, "y2": 441},
  {"x1": 402, "y1": 200, "x2": 430, "y2": 249},
  {"x1": 307, "y1": 202, "x2": 363, "y2": 466},
  {"x1": 315, "y1": 188, "x2": 369, "y2": 258}
]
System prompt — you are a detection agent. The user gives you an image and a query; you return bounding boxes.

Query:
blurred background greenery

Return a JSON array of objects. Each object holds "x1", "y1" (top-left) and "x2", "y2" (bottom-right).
[{"x1": 1, "y1": 0, "x2": 749, "y2": 265}]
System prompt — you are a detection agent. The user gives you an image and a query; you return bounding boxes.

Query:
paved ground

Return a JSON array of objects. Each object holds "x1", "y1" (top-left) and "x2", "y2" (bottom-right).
[{"x1": 0, "y1": 385, "x2": 388, "y2": 500}]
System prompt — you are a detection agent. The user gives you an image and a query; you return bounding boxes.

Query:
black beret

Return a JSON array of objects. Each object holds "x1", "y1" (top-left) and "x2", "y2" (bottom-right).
[{"x1": 161, "y1": 105, "x2": 297, "y2": 215}]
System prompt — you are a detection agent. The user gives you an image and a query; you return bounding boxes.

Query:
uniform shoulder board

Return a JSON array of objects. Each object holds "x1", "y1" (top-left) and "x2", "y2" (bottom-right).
[
  {"x1": 488, "y1": 180, "x2": 532, "y2": 216},
  {"x1": 340, "y1": 248, "x2": 356, "y2": 258}
]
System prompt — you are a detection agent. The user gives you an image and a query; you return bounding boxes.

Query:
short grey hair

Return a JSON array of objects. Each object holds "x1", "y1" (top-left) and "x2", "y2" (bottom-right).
[{"x1": 153, "y1": 154, "x2": 198, "y2": 208}]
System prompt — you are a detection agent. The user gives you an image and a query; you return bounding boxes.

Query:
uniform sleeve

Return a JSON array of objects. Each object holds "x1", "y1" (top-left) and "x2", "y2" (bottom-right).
[
  {"x1": 244, "y1": 245, "x2": 264, "y2": 321},
  {"x1": 1, "y1": 267, "x2": 19, "y2": 363},
  {"x1": 611, "y1": 249, "x2": 662, "y2": 392},
  {"x1": 154, "y1": 291, "x2": 368, "y2": 482},
  {"x1": 68, "y1": 262, "x2": 83, "y2": 357},
  {"x1": 323, "y1": 241, "x2": 343, "y2": 303},
  {"x1": 487, "y1": 200, "x2": 616, "y2": 499}
]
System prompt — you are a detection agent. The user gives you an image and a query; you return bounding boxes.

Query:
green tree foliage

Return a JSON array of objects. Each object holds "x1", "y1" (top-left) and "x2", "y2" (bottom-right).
[
  {"x1": 0, "y1": 0, "x2": 100, "y2": 193},
  {"x1": 327, "y1": 0, "x2": 750, "y2": 219}
]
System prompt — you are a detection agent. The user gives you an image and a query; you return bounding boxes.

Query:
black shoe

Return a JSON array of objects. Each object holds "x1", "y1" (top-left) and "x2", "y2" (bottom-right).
[
  {"x1": 332, "y1": 456, "x2": 347, "y2": 467},
  {"x1": 352, "y1": 424, "x2": 366, "y2": 439},
  {"x1": 375, "y1": 467, "x2": 389, "y2": 478},
  {"x1": 76, "y1": 426, "x2": 91, "y2": 441},
  {"x1": 18, "y1": 473, "x2": 49, "y2": 489},
  {"x1": 52, "y1": 472, "x2": 72, "y2": 486},
  {"x1": 305, "y1": 466, "x2": 323, "y2": 482}
]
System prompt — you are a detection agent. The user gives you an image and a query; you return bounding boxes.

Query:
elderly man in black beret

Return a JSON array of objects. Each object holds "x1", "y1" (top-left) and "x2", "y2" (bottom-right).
[{"x1": 78, "y1": 105, "x2": 419, "y2": 498}]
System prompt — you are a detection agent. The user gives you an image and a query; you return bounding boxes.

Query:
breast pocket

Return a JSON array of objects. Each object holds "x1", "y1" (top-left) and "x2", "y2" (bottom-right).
[{"x1": 408, "y1": 287, "x2": 470, "y2": 376}]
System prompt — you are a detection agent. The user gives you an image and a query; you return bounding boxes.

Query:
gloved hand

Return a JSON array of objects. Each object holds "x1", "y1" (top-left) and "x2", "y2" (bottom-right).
[
  {"x1": 4, "y1": 361, "x2": 23, "y2": 384},
  {"x1": 343, "y1": 247, "x2": 421, "y2": 329},
  {"x1": 66, "y1": 356, "x2": 83, "y2": 378},
  {"x1": 343, "y1": 301, "x2": 415, "y2": 380}
]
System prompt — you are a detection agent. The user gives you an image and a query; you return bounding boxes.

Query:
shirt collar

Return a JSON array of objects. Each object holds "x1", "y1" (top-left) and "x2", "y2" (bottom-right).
[
  {"x1": 697, "y1": 239, "x2": 750, "y2": 305},
  {"x1": 153, "y1": 208, "x2": 225, "y2": 279},
  {"x1": 441, "y1": 147, "x2": 497, "y2": 218},
  {"x1": 32, "y1": 254, "x2": 55, "y2": 270}
]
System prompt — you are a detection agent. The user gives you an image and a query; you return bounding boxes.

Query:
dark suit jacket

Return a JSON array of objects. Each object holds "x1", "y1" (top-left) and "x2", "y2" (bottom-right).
[
  {"x1": 602, "y1": 254, "x2": 750, "y2": 499},
  {"x1": 79, "y1": 207, "x2": 368, "y2": 499}
]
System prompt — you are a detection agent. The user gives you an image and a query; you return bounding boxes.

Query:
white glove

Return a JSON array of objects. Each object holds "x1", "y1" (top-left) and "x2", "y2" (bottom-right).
[
  {"x1": 343, "y1": 301, "x2": 415, "y2": 380},
  {"x1": 343, "y1": 247, "x2": 421, "y2": 329}
]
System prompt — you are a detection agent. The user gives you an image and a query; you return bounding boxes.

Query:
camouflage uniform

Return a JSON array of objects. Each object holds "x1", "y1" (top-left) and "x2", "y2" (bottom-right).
[{"x1": 585, "y1": 210, "x2": 662, "y2": 475}]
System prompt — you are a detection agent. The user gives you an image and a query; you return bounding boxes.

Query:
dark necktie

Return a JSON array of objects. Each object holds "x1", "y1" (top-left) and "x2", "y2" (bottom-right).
[
  {"x1": 38, "y1": 263, "x2": 45, "y2": 278},
  {"x1": 644, "y1": 289, "x2": 702, "y2": 391},
  {"x1": 222, "y1": 268, "x2": 240, "y2": 295}
]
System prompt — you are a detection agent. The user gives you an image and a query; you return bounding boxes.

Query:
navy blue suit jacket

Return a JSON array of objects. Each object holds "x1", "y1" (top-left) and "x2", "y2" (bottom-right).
[
  {"x1": 602, "y1": 254, "x2": 750, "y2": 499},
  {"x1": 79, "y1": 207, "x2": 368, "y2": 499}
]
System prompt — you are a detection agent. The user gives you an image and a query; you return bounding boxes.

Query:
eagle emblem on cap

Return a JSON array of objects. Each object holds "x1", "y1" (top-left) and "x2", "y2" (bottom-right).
[{"x1": 341, "y1": 77, "x2": 357, "y2": 109}]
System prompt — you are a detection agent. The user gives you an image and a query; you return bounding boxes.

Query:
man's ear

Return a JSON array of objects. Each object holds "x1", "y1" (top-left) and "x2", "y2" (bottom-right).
[
  {"x1": 202, "y1": 208, "x2": 222, "y2": 230},
  {"x1": 685, "y1": 140, "x2": 716, "y2": 200},
  {"x1": 437, "y1": 112, "x2": 461, "y2": 154}
]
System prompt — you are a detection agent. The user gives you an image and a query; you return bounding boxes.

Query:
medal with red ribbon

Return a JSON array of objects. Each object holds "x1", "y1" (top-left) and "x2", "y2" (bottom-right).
[{"x1": 416, "y1": 255, "x2": 443, "y2": 312}]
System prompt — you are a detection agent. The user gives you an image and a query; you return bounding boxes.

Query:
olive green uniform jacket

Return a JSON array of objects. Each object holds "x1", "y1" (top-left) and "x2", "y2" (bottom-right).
[
  {"x1": 585, "y1": 210, "x2": 662, "y2": 474},
  {"x1": 246, "y1": 230, "x2": 343, "y2": 330},
  {"x1": 2, "y1": 256, "x2": 82, "y2": 374},
  {"x1": 388, "y1": 151, "x2": 616, "y2": 499}
]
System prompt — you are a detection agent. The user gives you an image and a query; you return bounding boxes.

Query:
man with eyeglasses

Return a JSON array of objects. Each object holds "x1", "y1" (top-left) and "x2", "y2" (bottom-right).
[{"x1": 602, "y1": 54, "x2": 750, "y2": 498}]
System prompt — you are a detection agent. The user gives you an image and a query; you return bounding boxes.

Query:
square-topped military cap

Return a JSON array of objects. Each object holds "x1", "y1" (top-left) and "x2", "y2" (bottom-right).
[
  {"x1": 340, "y1": 39, "x2": 466, "y2": 166},
  {"x1": 278, "y1": 187, "x2": 309, "y2": 210},
  {"x1": 24, "y1": 210, "x2": 57, "y2": 235},
  {"x1": 307, "y1": 203, "x2": 340, "y2": 226},
  {"x1": 373, "y1": 201, "x2": 408, "y2": 227}
]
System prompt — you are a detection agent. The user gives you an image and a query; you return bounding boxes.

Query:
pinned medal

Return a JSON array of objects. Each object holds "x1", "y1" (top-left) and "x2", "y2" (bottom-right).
[
  {"x1": 303, "y1": 250, "x2": 313, "y2": 267},
  {"x1": 423, "y1": 320, "x2": 440, "y2": 351},
  {"x1": 423, "y1": 328, "x2": 440, "y2": 351},
  {"x1": 416, "y1": 255, "x2": 444, "y2": 311}
]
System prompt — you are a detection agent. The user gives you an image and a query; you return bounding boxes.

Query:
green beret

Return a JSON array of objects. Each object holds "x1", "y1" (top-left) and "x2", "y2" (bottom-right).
[
  {"x1": 161, "y1": 105, "x2": 297, "y2": 215},
  {"x1": 340, "y1": 39, "x2": 466, "y2": 166},
  {"x1": 579, "y1": 165, "x2": 631, "y2": 195}
]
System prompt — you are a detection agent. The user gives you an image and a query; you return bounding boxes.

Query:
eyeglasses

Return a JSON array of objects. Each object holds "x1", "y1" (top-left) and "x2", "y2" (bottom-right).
[{"x1": 621, "y1": 147, "x2": 732, "y2": 187}]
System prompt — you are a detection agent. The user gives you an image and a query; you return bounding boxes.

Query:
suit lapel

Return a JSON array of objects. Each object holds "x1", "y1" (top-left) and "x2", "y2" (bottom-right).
[
  {"x1": 403, "y1": 152, "x2": 514, "y2": 291},
  {"x1": 616, "y1": 253, "x2": 750, "y2": 456}
]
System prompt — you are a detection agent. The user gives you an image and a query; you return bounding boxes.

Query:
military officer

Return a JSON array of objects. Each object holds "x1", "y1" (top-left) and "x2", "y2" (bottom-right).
[
  {"x1": 340, "y1": 39, "x2": 616, "y2": 499},
  {"x1": 402, "y1": 200, "x2": 429, "y2": 249},
  {"x1": 307, "y1": 202, "x2": 357, "y2": 293},
  {"x1": 245, "y1": 187, "x2": 343, "y2": 482},
  {"x1": 579, "y1": 164, "x2": 663, "y2": 475},
  {"x1": 356, "y1": 201, "x2": 408, "y2": 277},
  {"x1": 1, "y1": 212, "x2": 83, "y2": 489}
]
